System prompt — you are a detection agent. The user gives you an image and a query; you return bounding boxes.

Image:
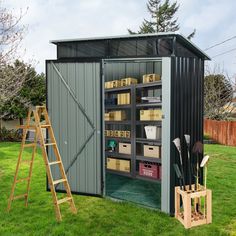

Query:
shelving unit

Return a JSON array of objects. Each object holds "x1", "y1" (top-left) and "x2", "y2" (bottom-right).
[{"x1": 104, "y1": 80, "x2": 162, "y2": 182}]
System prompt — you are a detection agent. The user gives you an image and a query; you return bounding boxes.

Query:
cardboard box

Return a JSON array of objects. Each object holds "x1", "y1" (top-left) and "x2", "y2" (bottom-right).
[
  {"x1": 139, "y1": 162, "x2": 159, "y2": 179},
  {"x1": 121, "y1": 78, "x2": 138, "y2": 86},
  {"x1": 140, "y1": 109, "x2": 162, "y2": 121},
  {"x1": 125, "y1": 131, "x2": 131, "y2": 138},
  {"x1": 105, "y1": 81, "x2": 113, "y2": 89},
  {"x1": 107, "y1": 158, "x2": 130, "y2": 172},
  {"x1": 119, "y1": 143, "x2": 131, "y2": 154},
  {"x1": 104, "y1": 112, "x2": 115, "y2": 121},
  {"x1": 143, "y1": 74, "x2": 161, "y2": 83},
  {"x1": 117, "y1": 93, "x2": 130, "y2": 105},
  {"x1": 105, "y1": 113, "x2": 110, "y2": 121},
  {"x1": 144, "y1": 145, "x2": 160, "y2": 158},
  {"x1": 113, "y1": 111, "x2": 126, "y2": 121},
  {"x1": 109, "y1": 130, "x2": 114, "y2": 137},
  {"x1": 113, "y1": 130, "x2": 119, "y2": 137},
  {"x1": 112, "y1": 80, "x2": 121, "y2": 88}
]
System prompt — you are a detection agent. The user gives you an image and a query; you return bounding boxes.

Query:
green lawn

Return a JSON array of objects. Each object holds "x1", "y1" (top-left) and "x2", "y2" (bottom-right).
[{"x1": 0, "y1": 142, "x2": 236, "y2": 236}]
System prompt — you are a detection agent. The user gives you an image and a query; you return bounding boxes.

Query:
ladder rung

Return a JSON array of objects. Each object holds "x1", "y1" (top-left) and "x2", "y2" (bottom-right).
[
  {"x1": 53, "y1": 179, "x2": 67, "y2": 185},
  {"x1": 57, "y1": 197, "x2": 72, "y2": 205},
  {"x1": 44, "y1": 143, "x2": 56, "y2": 146},
  {"x1": 21, "y1": 160, "x2": 32, "y2": 164},
  {"x1": 48, "y1": 161, "x2": 61, "y2": 166},
  {"x1": 16, "y1": 177, "x2": 30, "y2": 183},
  {"x1": 24, "y1": 143, "x2": 37, "y2": 148},
  {"x1": 16, "y1": 125, "x2": 36, "y2": 130},
  {"x1": 41, "y1": 124, "x2": 51, "y2": 128},
  {"x1": 13, "y1": 194, "x2": 27, "y2": 200}
]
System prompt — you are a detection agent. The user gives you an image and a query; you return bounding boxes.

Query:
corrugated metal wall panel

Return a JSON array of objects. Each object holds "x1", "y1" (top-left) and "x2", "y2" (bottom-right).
[
  {"x1": 170, "y1": 57, "x2": 204, "y2": 215},
  {"x1": 47, "y1": 61, "x2": 101, "y2": 195}
]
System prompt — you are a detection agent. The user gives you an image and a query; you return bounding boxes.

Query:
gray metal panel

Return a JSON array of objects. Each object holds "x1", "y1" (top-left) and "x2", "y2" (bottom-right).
[
  {"x1": 47, "y1": 61, "x2": 101, "y2": 195},
  {"x1": 161, "y1": 57, "x2": 171, "y2": 214}
]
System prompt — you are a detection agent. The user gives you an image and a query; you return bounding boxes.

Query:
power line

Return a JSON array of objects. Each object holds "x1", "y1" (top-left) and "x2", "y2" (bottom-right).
[
  {"x1": 212, "y1": 47, "x2": 236, "y2": 58},
  {"x1": 204, "y1": 35, "x2": 236, "y2": 51}
]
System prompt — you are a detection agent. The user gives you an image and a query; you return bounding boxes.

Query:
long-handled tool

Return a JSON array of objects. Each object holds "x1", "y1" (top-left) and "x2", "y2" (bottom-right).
[
  {"x1": 184, "y1": 134, "x2": 192, "y2": 191},
  {"x1": 192, "y1": 141, "x2": 203, "y2": 191},
  {"x1": 173, "y1": 138, "x2": 186, "y2": 191},
  {"x1": 200, "y1": 155, "x2": 210, "y2": 218},
  {"x1": 192, "y1": 141, "x2": 203, "y2": 213},
  {"x1": 174, "y1": 164, "x2": 184, "y2": 190}
]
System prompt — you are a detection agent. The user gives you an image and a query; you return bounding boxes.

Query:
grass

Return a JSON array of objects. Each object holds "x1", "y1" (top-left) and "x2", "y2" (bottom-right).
[{"x1": 0, "y1": 142, "x2": 236, "y2": 236}]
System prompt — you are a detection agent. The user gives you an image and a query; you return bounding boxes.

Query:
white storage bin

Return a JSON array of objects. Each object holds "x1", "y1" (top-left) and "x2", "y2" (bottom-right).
[{"x1": 144, "y1": 126, "x2": 161, "y2": 140}]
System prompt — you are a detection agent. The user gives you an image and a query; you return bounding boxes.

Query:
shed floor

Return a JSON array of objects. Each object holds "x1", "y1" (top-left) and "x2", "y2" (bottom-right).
[{"x1": 105, "y1": 173, "x2": 161, "y2": 209}]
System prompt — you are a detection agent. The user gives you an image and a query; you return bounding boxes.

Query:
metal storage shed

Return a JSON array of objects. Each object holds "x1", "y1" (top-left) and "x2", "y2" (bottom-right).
[{"x1": 46, "y1": 32, "x2": 210, "y2": 215}]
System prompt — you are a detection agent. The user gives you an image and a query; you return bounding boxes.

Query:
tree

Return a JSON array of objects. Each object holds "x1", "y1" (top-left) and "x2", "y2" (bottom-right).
[
  {"x1": 204, "y1": 73, "x2": 235, "y2": 120},
  {"x1": 0, "y1": 60, "x2": 46, "y2": 122},
  {"x1": 0, "y1": 1, "x2": 29, "y2": 108},
  {"x1": 128, "y1": 0, "x2": 180, "y2": 34}
]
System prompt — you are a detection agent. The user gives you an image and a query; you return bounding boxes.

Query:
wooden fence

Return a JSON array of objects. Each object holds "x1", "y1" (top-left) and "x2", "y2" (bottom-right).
[{"x1": 204, "y1": 119, "x2": 236, "y2": 146}]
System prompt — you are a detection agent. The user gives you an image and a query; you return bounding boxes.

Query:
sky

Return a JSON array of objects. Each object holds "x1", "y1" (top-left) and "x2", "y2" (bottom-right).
[{"x1": 4, "y1": 0, "x2": 236, "y2": 80}]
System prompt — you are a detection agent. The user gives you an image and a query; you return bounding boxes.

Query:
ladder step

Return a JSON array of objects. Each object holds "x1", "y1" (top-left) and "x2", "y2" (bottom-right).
[
  {"x1": 13, "y1": 194, "x2": 27, "y2": 200},
  {"x1": 44, "y1": 143, "x2": 56, "y2": 146},
  {"x1": 41, "y1": 124, "x2": 51, "y2": 128},
  {"x1": 24, "y1": 143, "x2": 37, "y2": 148},
  {"x1": 17, "y1": 125, "x2": 37, "y2": 130},
  {"x1": 16, "y1": 177, "x2": 30, "y2": 183},
  {"x1": 57, "y1": 197, "x2": 72, "y2": 205},
  {"x1": 53, "y1": 179, "x2": 67, "y2": 185},
  {"x1": 48, "y1": 161, "x2": 61, "y2": 166}
]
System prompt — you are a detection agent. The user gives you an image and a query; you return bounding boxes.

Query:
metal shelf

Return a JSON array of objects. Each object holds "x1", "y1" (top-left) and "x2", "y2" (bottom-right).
[
  {"x1": 136, "y1": 121, "x2": 162, "y2": 126},
  {"x1": 106, "y1": 169, "x2": 132, "y2": 177},
  {"x1": 105, "y1": 151, "x2": 131, "y2": 160},
  {"x1": 136, "y1": 102, "x2": 162, "y2": 108},
  {"x1": 136, "y1": 81, "x2": 162, "y2": 89},
  {"x1": 136, "y1": 155, "x2": 162, "y2": 164},
  {"x1": 136, "y1": 138, "x2": 161, "y2": 145},
  {"x1": 105, "y1": 137, "x2": 131, "y2": 142},
  {"x1": 105, "y1": 121, "x2": 131, "y2": 125},
  {"x1": 135, "y1": 174, "x2": 161, "y2": 183},
  {"x1": 105, "y1": 104, "x2": 131, "y2": 110},
  {"x1": 105, "y1": 86, "x2": 131, "y2": 93}
]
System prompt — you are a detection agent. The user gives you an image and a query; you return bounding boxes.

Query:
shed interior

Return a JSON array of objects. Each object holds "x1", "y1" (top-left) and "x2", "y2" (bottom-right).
[{"x1": 103, "y1": 59, "x2": 163, "y2": 208}]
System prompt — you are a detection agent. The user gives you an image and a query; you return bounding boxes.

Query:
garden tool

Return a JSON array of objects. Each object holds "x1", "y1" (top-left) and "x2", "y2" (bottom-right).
[
  {"x1": 184, "y1": 134, "x2": 192, "y2": 191},
  {"x1": 192, "y1": 141, "x2": 203, "y2": 191},
  {"x1": 192, "y1": 141, "x2": 203, "y2": 213},
  {"x1": 200, "y1": 155, "x2": 210, "y2": 189},
  {"x1": 173, "y1": 164, "x2": 184, "y2": 190},
  {"x1": 173, "y1": 138, "x2": 186, "y2": 191},
  {"x1": 107, "y1": 140, "x2": 117, "y2": 152}
]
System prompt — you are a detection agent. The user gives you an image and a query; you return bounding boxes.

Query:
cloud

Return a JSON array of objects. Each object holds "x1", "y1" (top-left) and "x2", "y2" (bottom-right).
[{"x1": 4, "y1": 0, "x2": 236, "y2": 77}]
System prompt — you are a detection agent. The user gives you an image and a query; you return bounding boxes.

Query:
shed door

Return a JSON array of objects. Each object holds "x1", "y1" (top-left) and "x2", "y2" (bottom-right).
[{"x1": 47, "y1": 61, "x2": 102, "y2": 195}]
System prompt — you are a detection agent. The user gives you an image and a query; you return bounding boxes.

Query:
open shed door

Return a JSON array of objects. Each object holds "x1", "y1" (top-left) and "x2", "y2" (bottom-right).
[{"x1": 46, "y1": 61, "x2": 102, "y2": 195}]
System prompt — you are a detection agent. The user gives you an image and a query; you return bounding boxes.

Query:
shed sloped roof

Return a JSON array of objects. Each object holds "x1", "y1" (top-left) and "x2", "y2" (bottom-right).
[{"x1": 50, "y1": 32, "x2": 210, "y2": 60}]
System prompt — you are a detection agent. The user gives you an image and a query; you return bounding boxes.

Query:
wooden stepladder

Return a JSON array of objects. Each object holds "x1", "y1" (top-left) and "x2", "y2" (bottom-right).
[{"x1": 7, "y1": 106, "x2": 77, "y2": 221}]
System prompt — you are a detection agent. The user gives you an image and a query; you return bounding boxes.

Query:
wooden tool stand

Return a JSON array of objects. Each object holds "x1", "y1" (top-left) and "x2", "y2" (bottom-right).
[{"x1": 175, "y1": 185, "x2": 212, "y2": 229}]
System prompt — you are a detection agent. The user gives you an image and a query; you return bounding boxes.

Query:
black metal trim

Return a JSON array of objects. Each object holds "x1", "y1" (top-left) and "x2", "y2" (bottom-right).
[
  {"x1": 100, "y1": 61, "x2": 104, "y2": 194},
  {"x1": 45, "y1": 60, "x2": 49, "y2": 191}
]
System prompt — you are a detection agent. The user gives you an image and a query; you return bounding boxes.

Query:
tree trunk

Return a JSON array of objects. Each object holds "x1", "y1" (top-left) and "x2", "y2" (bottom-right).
[{"x1": 19, "y1": 117, "x2": 23, "y2": 125}]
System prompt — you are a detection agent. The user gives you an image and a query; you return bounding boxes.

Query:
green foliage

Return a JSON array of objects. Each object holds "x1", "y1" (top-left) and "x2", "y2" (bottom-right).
[
  {"x1": 128, "y1": 0, "x2": 179, "y2": 34},
  {"x1": 0, "y1": 60, "x2": 46, "y2": 120},
  {"x1": 0, "y1": 142, "x2": 236, "y2": 235},
  {"x1": 0, "y1": 127, "x2": 22, "y2": 141}
]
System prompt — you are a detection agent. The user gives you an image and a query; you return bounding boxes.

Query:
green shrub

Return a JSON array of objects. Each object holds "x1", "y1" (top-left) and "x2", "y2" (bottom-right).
[{"x1": 0, "y1": 127, "x2": 22, "y2": 142}]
